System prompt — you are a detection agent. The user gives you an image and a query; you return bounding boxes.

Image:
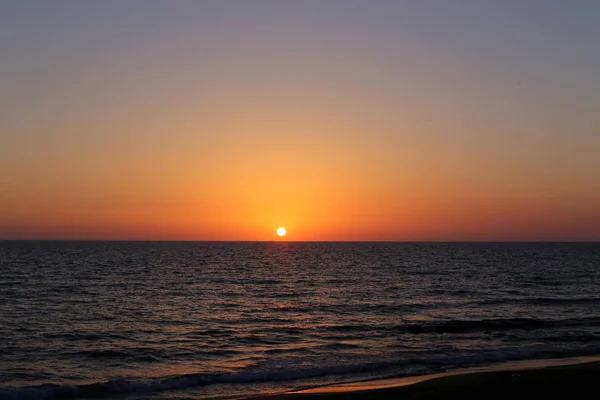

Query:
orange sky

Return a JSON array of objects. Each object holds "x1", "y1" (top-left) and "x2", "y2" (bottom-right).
[{"x1": 1, "y1": 2, "x2": 599, "y2": 241}]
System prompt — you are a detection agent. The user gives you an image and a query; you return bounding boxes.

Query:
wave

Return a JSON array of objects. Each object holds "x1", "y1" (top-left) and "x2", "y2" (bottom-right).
[
  {"x1": 479, "y1": 297, "x2": 600, "y2": 306},
  {"x1": 543, "y1": 333, "x2": 600, "y2": 343},
  {"x1": 4, "y1": 347, "x2": 600, "y2": 400},
  {"x1": 42, "y1": 333, "x2": 105, "y2": 341},
  {"x1": 397, "y1": 317, "x2": 600, "y2": 334},
  {"x1": 311, "y1": 316, "x2": 600, "y2": 335},
  {"x1": 80, "y1": 350, "x2": 128, "y2": 359},
  {"x1": 0, "y1": 360, "x2": 402, "y2": 400}
]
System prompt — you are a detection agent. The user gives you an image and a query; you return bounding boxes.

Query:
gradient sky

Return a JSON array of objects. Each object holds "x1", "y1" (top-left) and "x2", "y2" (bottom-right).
[{"x1": 1, "y1": 0, "x2": 599, "y2": 241}]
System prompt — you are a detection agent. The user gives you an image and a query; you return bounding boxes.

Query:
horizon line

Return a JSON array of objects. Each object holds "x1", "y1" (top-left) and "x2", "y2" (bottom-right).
[{"x1": 0, "y1": 239, "x2": 598, "y2": 244}]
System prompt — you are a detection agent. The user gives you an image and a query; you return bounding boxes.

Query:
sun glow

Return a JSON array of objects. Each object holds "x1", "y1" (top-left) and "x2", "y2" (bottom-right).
[{"x1": 277, "y1": 227, "x2": 287, "y2": 237}]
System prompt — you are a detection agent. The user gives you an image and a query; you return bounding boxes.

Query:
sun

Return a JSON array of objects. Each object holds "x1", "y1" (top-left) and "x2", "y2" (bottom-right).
[{"x1": 276, "y1": 227, "x2": 287, "y2": 237}]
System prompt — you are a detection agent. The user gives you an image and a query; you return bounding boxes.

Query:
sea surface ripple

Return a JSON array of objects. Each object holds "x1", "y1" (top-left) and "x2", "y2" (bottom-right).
[{"x1": 1, "y1": 242, "x2": 599, "y2": 399}]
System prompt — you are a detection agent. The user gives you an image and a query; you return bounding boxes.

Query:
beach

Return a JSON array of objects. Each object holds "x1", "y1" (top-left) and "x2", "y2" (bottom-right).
[{"x1": 250, "y1": 357, "x2": 600, "y2": 399}]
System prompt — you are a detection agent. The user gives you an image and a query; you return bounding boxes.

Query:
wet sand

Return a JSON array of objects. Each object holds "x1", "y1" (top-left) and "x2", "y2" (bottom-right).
[{"x1": 248, "y1": 356, "x2": 600, "y2": 399}]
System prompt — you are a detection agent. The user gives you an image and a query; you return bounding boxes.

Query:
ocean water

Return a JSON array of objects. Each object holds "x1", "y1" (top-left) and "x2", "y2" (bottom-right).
[{"x1": 1, "y1": 241, "x2": 599, "y2": 399}]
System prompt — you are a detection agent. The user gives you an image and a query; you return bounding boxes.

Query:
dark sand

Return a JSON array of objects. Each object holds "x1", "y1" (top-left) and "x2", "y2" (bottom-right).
[{"x1": 248, "y1": 357, "x2": 600, "y2": 399}]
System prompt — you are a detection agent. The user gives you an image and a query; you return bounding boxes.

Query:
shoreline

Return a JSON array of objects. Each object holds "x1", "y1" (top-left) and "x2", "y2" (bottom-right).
[{"x1": 246, "y1": 355, "x2": 600, "y2": 399}]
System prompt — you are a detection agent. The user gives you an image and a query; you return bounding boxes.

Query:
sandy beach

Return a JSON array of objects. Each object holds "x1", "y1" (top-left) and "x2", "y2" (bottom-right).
[{"x1": 248, "y1": 356, "x2": 600, "y2": 399}]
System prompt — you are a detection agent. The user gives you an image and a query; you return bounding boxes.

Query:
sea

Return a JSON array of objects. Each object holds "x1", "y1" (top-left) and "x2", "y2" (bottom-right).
[{"x1": 1, "y1": 241, "x2": 599, "y2": 400}]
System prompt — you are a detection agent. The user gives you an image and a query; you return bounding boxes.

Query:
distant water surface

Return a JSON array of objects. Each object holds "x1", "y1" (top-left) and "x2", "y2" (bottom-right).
[{"x1": 1, "y1": 242, "x2": 599, "y2": 399}]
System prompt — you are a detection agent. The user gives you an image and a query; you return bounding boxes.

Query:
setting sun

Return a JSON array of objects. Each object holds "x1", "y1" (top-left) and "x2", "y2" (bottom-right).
[{"x1": 277, "y1": 227, "x2": 287, "y2": 237}]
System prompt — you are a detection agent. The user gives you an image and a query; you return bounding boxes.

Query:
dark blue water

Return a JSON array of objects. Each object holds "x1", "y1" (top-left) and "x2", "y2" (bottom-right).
[{"x1": 1, "y1": 242, "x2": 599, "y2": 399}]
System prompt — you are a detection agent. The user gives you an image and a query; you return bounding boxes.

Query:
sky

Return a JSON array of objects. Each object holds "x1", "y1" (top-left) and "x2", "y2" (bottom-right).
[{"x1": 1, "y1": 0, "x2": 599, "y2": 241}]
